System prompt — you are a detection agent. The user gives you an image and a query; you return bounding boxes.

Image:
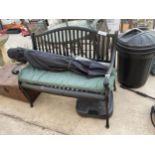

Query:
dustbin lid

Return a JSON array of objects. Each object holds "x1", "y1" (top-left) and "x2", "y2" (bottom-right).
[{"x1": 117, "y1": 28, "x2": 155, "y2": 53}]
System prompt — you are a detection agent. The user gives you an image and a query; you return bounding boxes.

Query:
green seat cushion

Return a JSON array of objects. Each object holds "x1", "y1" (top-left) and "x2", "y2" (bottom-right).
[{"x1": 19, "y1": 65, "x2": 116, "y2": 93}]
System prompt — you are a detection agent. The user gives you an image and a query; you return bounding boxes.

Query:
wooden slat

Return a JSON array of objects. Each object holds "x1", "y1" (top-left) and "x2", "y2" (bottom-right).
[
  {"x1": 93, "y1": 35, "x2": 96, "y2": 60},
  {"x1": 77, "y1": 30, "x2": 80, "y2": 56},
  {"x1": 99, "y1": 36, "x2": 104, "y2": 61},
  {"x1": 106, "y1": 35, "x2": 110, "y2": 61},
  {"x1": 68, "y1": 29, "x2": 72, "y2": 56},
  {"x1": 36, "y1": 36, "x2": 41, "y2": 51},
  {"x1": 47, "y1": 34, "x2": 51, "y2": 52},
  {"x1": 110, "y1": 36, "x2": 115, "y2": 61},
  {"x1": 40, "y1": 36, "x2": 45, "y2": 51},
  {"x1": 72, "y1": 30, "x2": 76, "y2": 56},
  {"x1": 80, "y1": 30, "x2": 84, "y2": 57},
  {"x1": 90, "y1": 32, "x2": 95, "y2": 60},
  {"x1": 61, "y1": 30, "x2": 65, "y2": 55},
  {"x1": 57, "y1": 31, "x2": 62, "y2": 55},
  {"x1": 89, "y1": 37, "x2": 92, "y2": 59},
  {"x1": 44, "y1": 35, "x2": 48, "y2": 52},
  {"x1": 85, "y1": 31, "x2": 87, "y2": 58},
  {"x1": 50, "y1": 33, "x2": 55, "y2": 54},
  {"x1": 98, "y1": 35, "x2": 101, "y2": 61},
  {"x1": 95, "y1": 34, "x2": 100, "y2": 61},
  {"x1": 65, "y1": 30, "x2": 69, "y2": 56},
  {"x1": 54, "y1": 32, "x2": 58, "y2": 54},
  {"x1": 74, "y1": 30, "x2": 78, "y2": 56}
]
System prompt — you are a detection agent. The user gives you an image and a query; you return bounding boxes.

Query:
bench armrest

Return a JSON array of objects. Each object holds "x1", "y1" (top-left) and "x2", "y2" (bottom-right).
[{"x1": 104, "y1": 48, "x2": 116, "y2": 86}]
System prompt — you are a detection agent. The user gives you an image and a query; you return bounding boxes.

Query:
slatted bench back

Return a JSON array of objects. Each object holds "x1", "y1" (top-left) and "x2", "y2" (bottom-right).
[{"x1": 31, "y1": 26, "x2": 117, "y2": 62}]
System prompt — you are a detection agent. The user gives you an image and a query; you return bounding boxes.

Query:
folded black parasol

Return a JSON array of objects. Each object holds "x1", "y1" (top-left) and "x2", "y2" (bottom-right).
[{"x1": 7, "y1": 47, "x2": 110, "y2": 77}]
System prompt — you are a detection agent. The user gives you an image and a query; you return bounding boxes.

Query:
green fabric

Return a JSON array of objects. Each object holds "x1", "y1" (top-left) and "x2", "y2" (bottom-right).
[
  {"x1": 19, "y1": 65, "x2": 116, "y2": 93},
  {"x1": 151, "y1": 57, "x2": 155, "y2": 75}
]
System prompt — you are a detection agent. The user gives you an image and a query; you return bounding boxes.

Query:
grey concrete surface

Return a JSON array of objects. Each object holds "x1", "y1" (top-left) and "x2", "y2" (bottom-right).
[
  {"x1": 0, "y1": 76, "x2": 155, "y2": 135},
  {"x1": 0, "y1": 114, "x2": 61, "y2": 135}
]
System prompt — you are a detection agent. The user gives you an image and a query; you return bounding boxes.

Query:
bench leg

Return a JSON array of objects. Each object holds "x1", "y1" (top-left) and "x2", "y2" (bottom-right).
[
  {"x1": 105, "y1": 85, "x2": 110, "y2": 128},
  {"x1": 105, "y1": 98, "x2": 109, "y2": 128},
  {"x1": 19, "y1": 83, "x2": 34, "y2": 108},
  {"x1": 114, "y1": 80, "x2": 116, "y2": 91},
  {"x1": 22, "y1": 88, "x2": 34, "y2": 108},
  {"x1": 30, "y1": 101, "x2": 34, "y2": 108}
]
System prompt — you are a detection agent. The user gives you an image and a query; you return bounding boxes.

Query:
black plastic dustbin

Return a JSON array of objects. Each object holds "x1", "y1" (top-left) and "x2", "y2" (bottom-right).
[{"x1": 116, "y1": 28, "x2": 155, "y2": 88}]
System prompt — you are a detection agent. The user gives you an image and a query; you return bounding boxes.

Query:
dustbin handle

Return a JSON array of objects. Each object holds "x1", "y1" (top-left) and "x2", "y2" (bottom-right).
[{"x1": 121, "y1": 28, "x2": 144, "y2": 37}]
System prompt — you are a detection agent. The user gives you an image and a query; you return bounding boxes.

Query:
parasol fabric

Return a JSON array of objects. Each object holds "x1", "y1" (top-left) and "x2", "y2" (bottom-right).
[{"x1": 7, "y1": 47, "x2": 110, "y2": 77}]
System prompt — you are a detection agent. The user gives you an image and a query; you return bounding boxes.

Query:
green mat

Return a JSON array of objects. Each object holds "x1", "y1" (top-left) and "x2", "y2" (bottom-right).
[{"x1": 19, "y1": 65, "x2": 116, "y2": 93}]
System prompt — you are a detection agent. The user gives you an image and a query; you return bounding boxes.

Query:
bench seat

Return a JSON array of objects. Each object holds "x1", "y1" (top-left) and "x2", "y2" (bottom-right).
[{"x1": 19, "y1": 65, "x2": 116, "y2": 94}]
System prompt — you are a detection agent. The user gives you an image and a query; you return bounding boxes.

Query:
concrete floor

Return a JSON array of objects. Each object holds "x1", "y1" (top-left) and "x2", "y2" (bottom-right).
[
  {"x1": 0, "y1": 77, "x2": 155, "y2": 135},
  {"x1": 0, "y1": 34, "x2": 155, "y2": 134}
]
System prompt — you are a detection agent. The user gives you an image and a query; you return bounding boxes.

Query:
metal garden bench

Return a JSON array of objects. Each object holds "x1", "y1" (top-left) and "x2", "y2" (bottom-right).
[{"x1": 19, "y1": 26, "x2": 117, "y2": 128}]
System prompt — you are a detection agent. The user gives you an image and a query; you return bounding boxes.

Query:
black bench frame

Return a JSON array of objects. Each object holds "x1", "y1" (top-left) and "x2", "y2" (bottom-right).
[{"x1": 19, "y1": 26, "x2": 117, "y2": 128}]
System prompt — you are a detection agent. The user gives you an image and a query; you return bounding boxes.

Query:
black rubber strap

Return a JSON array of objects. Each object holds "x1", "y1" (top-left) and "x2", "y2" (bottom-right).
[
  {"x1": 150, "y1": 105, "x2": 155, "y2": 127},
  {"x1": 11, "y1": 63, "x2": 24, "y2": 75},
  {"x1": 12, "y1": 66, "x2": 20, "y2": 75},
  {"x1": 120, "y1": 85, "x2": 155, "y2": 100},
  {"x1": 120, "y1": 85, "x2": 155, "y2": 128}
]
